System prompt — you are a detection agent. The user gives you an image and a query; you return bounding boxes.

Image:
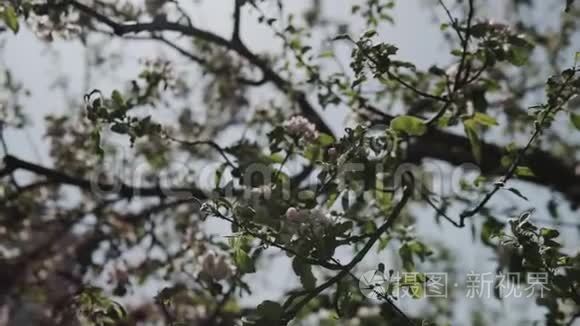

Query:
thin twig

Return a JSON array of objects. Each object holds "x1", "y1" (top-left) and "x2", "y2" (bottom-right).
[
  {"x1": 165, "y1": 134, "x2": 237, "y2": 169},
  {"x1": 460, "y1": 70, "x2": 576, "y2": 224},
  {"x1": 282, "y1": 183, "x2": 414, "y2": 324}
]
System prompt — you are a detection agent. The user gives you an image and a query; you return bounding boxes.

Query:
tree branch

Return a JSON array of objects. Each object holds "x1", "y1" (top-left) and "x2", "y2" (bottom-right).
[
  {"x1": 232, "y1": 0, "x2": 243, "y2": 43},
  {"x1": 283, "y1": 183, "x2": 414, "y2": 324},
  {"x1": 59, "y1": 0, "x2": 333, "y2": 135},
  {"x1": 43, "y1": 0, "x2": 580, "y2": 208},
  {"x1": 368, "y1": 110, "x2": 580, "y2": 207},
  {"x1": 460, "y1": 72, "x2": 575, "y2": 223},
  {"x1": 2, "y1": 155, "x2": 207, "y2": 200}
]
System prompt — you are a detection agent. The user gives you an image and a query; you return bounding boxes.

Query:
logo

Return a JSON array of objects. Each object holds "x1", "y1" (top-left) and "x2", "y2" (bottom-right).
[{"x1": 358, "y1": 269, "x2": 388, "y2": 300}]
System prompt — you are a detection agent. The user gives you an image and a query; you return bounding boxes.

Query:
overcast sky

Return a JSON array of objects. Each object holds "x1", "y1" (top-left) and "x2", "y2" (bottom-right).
[{"x1": 2, "y1": 0, "x2": 577, "y2": 323}]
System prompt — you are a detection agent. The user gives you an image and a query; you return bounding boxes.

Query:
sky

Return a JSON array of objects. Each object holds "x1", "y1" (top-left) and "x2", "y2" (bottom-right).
[{"x1": 2, "y1": 0, "x2": 578, "y2": 324}]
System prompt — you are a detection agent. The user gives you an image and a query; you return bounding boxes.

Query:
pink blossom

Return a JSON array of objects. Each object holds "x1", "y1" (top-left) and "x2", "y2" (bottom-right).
[
  {"x1": 284, "y1": 116, "x2": 319, "y2": 142},
  {"x1": 285, "y1": 207, "x2": 302, "y2": 222},
  {"x1": 202, "y1": 252, "x2": 233, "y2": 281}
]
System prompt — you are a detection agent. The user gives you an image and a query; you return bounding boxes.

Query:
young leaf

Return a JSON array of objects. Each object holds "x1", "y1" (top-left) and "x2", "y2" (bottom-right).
[
  {"x1": 515, "y1": 166, "x2": 535, "y2": 178},
  {"x1": 3, "y1": 5, "x2": 19, "y2": 34},
  {"x1": 231, "y1": 239, "x2": 255, "y2": 274},
  {"x1": 507, "y1": 46, "x2": 531, "y2": 66},
  {"x1": 256, "y1": 300, "x2": 283, "y2": 322},
  {"x1": 507, "y1": 187, "x2": 529, "y2": 201},
  {"x1": 292, "y1": 257, "x2": 316, "y2": 290},
  {"x1": 570, "y1": 113, "x2": 580, "y2": 130},
  {"x1": 473, "y1": 112, "x2": 498, "y2": 127},
  {"x1": 540, "y1": 228, "x2": 560, "y2": 239},
  {"x1": 317, "y1": 133, "x2": 335, "y2": 146},
  {"x1": 390, "y1": 115, "x2": 427, "y2": 136},
  {"x1": 463, "y1": 119, "x2": 482, "y2": 163},
  {"x1": 233, "y1": 248, "x2": 255, "y2": 273},
  {"x1": 111, "y1": 90, "x2": 125, "y2": 108}
]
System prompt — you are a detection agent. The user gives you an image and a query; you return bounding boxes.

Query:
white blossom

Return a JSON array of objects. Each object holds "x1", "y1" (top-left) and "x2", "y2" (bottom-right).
[
  {"x1": 568, "y1": 94, "x2": 580, "y2": 110},
  {"x1": 310, "y1": 208, "x2": 327, "y2": 220},
  {"x1": 250, "y1": 185, "x2": 272, "y2": 198},
  {"x1": 286, "y1": 207, "x2": 334, "y2": 235},
  {"x1": 349, "y1": 317, "x2": 361, "y2": 326},
  {"x1": 309, "y1": 208, "x2": 333, "y2": 226},
  {"x1": 445, "y1": 63, "x2": 459, "y2": 79},
  {"x1": 27, "y1": 13, "x2": 80, "y2": 41},
  {"x1": 357, "y1": 306, "x2": 381, "y2": 317},
  {"x1": 485, "y1": 19, "x2": 510, "y2": 33}
]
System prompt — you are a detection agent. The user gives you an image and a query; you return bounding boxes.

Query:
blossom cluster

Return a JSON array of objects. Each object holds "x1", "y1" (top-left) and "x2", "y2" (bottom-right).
[
  {"x1": 482, "y1": 19, "x2": 511, "y2": 33},
  {"x1": 283, "y1": 115, "x2": 319, "y2": 142},
  {"x1": 27, "y1": 13, "x2": 81, "y2": 41},
  {"x1": 285, "y1": 207, "x2": 333, "y2": 233},
  {"x1": 200, "y1": 252, "x2": 234, "y2": 281}
]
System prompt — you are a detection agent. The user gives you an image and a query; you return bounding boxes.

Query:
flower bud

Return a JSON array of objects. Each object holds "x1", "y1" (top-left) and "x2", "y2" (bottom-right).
[
  {"x1": 286, "y1": 207, "x2": 301, "y2": 222},
  {"x1": 202, "y1": 252, "x2": 216, "y2": 276},
  {"x1": 202, "y1": 252, "x2": 233, "y2": 281},
  {"x1": 328, "y1": 147, "x2": 338, "y2": 160},
  {"x1": 283, "y1": 115, "x2": 319, "y2": 143},
  {"x1": 568, "y1": 94, "x2": 580, "y2": 110},
  {"x1": 213, "y1": 255, "x2": 233, "y2": 281}
]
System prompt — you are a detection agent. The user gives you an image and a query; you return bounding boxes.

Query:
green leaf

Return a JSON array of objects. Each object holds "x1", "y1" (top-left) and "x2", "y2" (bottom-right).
[
  {"x1": 506, "y1": 187, "x2": 528, "y2": 201},
  {"x1": 473, "y1": 112, "x2": 498, "y2": 127},
  {"x1": 464, "y1": 119, "x2": 482, "y2": 163},
  {"x1": 303, "y1": 144, "x2": 323, "y2": 162},
  {"x1": 298, "y1": 189, "x2": 316, "y2": 202},
  {"x1": 540, "y1": 228, "x2": 560, "y2": 239},
  {"x1": 3, "y1": 5, "x2": 19, "y2": 34},
  {"x1": 319, "y1": 50, "x2": 334, "y2": 58},
  {"x1": 91, "y1": 129, "x2": 104, "y2": 159},
  {"x1": 292, "y1": 257, "x2": 316, "y2": 290},
  {"x1": 214, "y1": 163, "x2": 227, "y2": 188},
  {"x1": 111, "y1": 123, "x2": 130, "y2": 134},
  {"x1": 231, "y1": 238, "x2": 255, "y2": 274},
  {"x1": 363, "y1": 29, "x2": 377, "y2": 38},
  {"x1": 256, "y1": 301, "x2": 283, "y2": 322},
  {"x1": 317, "y1": 133, "x2": 335, "y2": 146},
  {"x1": 544, "y1": 239, "x2": 562, "y2": 247},
  {"x1": 515, "y1": 166, "x2": 535, "y2": 178},
  {"x1": 471, "y1": 88, "x2": 489, "y2": 113},
  {"x1": 507, "y1": 46, "x2": 531, "y2": 66},
  {"x1": 390, "y1": 115, "x2": 427, "y2": 136},
  {"x1": 481, "y1": 217, "x2": 505, "y2": 247},
  {"x1": 399, "y1": 243, "x2": 414, "y2": 271},
  {"x1": 234, "y1": 249, "x2": 255, "y2": 273},
  {"x1": 570, "y1": 113, "x2": 580, "y2": 130},
  {"x1": 111, "y1": 90, "x2": 124, "y2": 108},
  {"x1": 332, "y1": 34, "x2": 351, "y2": 41},
  {"x1": 234, "y1": 205, "x2": 255, "y2": 221},
  {"x1": 109, "y1": 302, "x2": 127, "y2": 320},
  {"x1": 398, "y1": 241, "x2": 432, "y2": 272}
]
